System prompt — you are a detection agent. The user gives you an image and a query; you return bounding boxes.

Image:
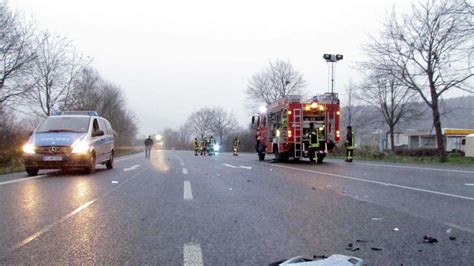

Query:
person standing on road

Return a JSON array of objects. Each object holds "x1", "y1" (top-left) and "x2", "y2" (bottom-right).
[
  {"x1": 345, "y1": 126, "x2": 355, "y2": 162},
  {"x1": 233, "y1": 137, "x2": 240, "y2": 155},
  {"x1": 307, "y1": 122, "x2": 320, "y2": 163},
  {"x1": 200, "y1": 137, "x2": 207, "y2": 156},
  {"x1": 144, "y1": 135, "x2": 154, "y2": 159},
  {"x1": 193, "y1": 138, "x2": 200, "y2": 156}
]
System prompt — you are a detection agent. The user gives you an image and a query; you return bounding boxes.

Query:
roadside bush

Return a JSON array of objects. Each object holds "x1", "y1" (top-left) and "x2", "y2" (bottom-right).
[{"x1": 393, "y1": 148, "x2": 439, "y2": 157}]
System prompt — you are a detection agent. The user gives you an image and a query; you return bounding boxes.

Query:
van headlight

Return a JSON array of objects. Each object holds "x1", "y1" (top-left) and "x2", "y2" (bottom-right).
[
  {"x1": 23, "y1": 144, "x2": 36, "y2": 154},
  {"x1": 71, "y1": 141, "x2": 91, "y2": 154}
]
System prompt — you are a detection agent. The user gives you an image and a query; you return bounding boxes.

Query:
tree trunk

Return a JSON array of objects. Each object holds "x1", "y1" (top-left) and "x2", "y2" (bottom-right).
[
  {"x1": 389, "y1": 125, "x2": 395, "y2": 151},
  {"x1": 430, "y1": 96, "x2": 447, "y2": 162}
]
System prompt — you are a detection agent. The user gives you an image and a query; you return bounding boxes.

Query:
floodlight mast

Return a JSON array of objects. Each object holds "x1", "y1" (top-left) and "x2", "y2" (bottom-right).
[{"x1": 323, "y1": 54, "x2": 343, "y2": 103}]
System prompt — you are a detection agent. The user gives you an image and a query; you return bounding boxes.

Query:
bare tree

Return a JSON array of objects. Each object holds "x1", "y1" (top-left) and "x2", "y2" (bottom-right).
[
  {"x1": 25, "y1": 31, "x2": 85, "y2": 116},
  {"x1": 0, "y1": 2, "x2": 36, "y2": 104},
  {"x1": 187, "y1": 107, "x2": 214, "y2": 139},
  {"x1": 246, "y1": 59, "x2": 306, "y2": 111},
  {"x1": 210, "y1": 107, "x2": 237, "y2": 143},
  {"x1": 356, "y1": 71, "x2": 421, "y2": 150},
  {"x1": 363, "y1": 0, "x2": 473, "y2": 161}
]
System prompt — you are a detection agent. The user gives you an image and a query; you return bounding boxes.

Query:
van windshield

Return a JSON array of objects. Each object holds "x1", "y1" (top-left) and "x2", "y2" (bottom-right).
[{"x1": 36, "y1": 117, "x2": 90, "y2": 133}]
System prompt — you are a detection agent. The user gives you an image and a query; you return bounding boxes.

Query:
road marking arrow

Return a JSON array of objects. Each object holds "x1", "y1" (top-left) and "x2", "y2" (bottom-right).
[{"x1": 123, "y1": 164, "x2": 141, "y2": 172}]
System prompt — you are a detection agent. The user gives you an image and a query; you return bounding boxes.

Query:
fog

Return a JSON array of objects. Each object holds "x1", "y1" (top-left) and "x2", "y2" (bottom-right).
[{"x1": 10, "y1": 0, "x2": 414, "y2": 134}]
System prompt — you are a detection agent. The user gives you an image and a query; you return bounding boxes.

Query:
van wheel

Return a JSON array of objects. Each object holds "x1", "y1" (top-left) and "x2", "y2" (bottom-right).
[
  {"x1": 85, "y1": 153, "x2": 96, "y2": 174},
  {"x1": 106, "y1": 151, "x2": 114, "y2": 170},
  {"x1": 26, "y1": 167, "x2": 39, "y2": 176}
]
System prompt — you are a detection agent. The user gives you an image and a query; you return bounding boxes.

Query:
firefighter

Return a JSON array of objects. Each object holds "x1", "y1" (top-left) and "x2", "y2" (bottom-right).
[
  {"x1": 193, "y1": 138, "x2": 200, "y2": 156},
  {"x1": 233, "y1": 137, "x2": 240, "y2": 156},
  {"x1": 200, "y1": 137, "x2": 207, "y2": 156},
  {"x1": 307, "y1": 122, "x2": 320, "y2": 163},
  {"x1": 345, "y1": 126, "x2": 356, "y2": 162},
  {"x1": 208, "y1": 136, "x2": 216, "y2": 156}
]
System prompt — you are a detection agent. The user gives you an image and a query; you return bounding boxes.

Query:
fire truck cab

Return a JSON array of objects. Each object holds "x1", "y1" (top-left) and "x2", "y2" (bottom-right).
[{"x1": 252, "y1": 93, "x2": 340, "y2": 163}]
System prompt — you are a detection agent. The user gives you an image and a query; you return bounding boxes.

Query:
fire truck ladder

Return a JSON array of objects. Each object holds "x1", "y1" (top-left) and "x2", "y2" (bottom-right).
[{"x1": 293, "y1": 108, "x2": 303, "y2": 158}]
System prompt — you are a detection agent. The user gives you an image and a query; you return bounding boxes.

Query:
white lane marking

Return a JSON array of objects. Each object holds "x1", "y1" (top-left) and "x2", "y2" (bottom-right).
[
  {"x1": 183, "y1": 243, "x2": 203, "y2": 266},
  {"x1": 8, "y1": 167, "x2": 150, "y2": 253},
  {"x1": 0, "y1": 175, "x2": 46, "y2": 186},
  {"x1": 270, "y1": 164, "x2": 474, "y2": 202},
  {"x1": 222, "y1": 163, "x2": 252, "y2": 170},
  {"x1": 349, "y1": 161, "x2": 474, "y2": 174},
  {"x1": 222, "y1": 163, "x2": 238, "y2": 168},
  {"x1": 465, "y1": 183, "x2": 474, "y2": 186},
  {"x1": 115, "y1": 153, "x2": 142, "y2": 162},
  {"x1": 123, "y1": 164, "x2": 141, "y2": 172},
  {"x1": 184, "y1": 181, "x2": 193, "y2": 200},
  {"x1": 183, "y1": 168, "x2": 188, "y2": 175}
]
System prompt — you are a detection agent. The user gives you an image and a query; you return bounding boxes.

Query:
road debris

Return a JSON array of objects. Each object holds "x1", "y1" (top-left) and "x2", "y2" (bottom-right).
[
  {"x1": 356, "y1": 239, "x2": 372, "y2": 243},
  {"x1": 313, "y1": 255, "x2": 328, "y2": 259},
  {"x1": 393, "y1": 228, "x2": 400, "y2": 231},
  {"x1": 371, "y1": 217, "x2": 384, "y2": 221},
  {"x1": 423, "y1": 235, "x2": 438, "y2": 244},
  {"x1": 229, "y1": 188, "x2": 232, "y2": 191},
  {"x1": 312, "y1": 187, "x2": 316, "y2": 190},
  {"x1": 247, "y1": 179, "x2": 251, "y2": 182},
  {"x1": 446, "y1": 228, "x2": 452, "y2": 234},
  {"x1": 346, "y1": 243, "x2": 360, "y2": 252},
  {"x1": 449, "y1": 236, "x2": 456, "y2": 241},
  {"x1": 111, "y1": 181, "x2": 118, "y2": 184},
  {"x1": 371, "y1": 247, "x2": 382, "y2": 251}
]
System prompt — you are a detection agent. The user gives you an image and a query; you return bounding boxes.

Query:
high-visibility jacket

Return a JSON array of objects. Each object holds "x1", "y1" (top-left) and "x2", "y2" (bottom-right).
[
  {"x1": 233, "y1": 139, "x2": 240, "y2": 147},
  {"x1": 346, "y1": 131, "x2": 356, "y2": 149},
  {"x1": 309, "y1": 128, "x2": 320, "y2": 148}
]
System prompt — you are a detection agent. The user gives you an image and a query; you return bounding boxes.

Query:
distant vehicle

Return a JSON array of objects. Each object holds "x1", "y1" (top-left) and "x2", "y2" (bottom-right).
[
  {"x1": 252, "y1": 93, "x2": 341, "y2": 163},
  {"x1": 22, "y1": 111, "x2": 115, "y2": 176}
]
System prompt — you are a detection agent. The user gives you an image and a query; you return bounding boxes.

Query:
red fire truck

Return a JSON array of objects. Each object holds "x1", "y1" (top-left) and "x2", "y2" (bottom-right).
[{"x1": 252, "y1": 93, "x2": 341, "y2": 163}]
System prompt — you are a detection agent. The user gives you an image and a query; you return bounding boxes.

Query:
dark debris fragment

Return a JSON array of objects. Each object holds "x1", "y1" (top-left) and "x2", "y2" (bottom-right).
[
  {"x1": 449, "y1": 236, "x2": 456, "y2": 241},
  {"x1": 371, "y1": 247, "x2": 382, "y2": 251},
  {"x1": 313, "y1": 255, "x2": 328, "y2": 259},
  {"x1": 423, "y1": 235, "x2": 438, "y2": 244}
]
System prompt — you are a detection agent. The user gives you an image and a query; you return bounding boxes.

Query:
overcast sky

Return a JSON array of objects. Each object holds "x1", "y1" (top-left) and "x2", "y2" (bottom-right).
[{"x1": 11, "y1": 0, "x2": 415, "y2": 135}]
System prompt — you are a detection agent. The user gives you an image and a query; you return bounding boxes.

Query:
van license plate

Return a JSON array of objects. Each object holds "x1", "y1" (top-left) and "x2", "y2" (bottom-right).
[{"x1": 42, "y1": 156, "x2": 63, "y2": 161}]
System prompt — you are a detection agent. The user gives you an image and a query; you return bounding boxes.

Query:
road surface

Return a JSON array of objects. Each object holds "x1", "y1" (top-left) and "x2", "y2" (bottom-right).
[{"x1": 1, "y1": 150, "x2": 473, "y2": 264}]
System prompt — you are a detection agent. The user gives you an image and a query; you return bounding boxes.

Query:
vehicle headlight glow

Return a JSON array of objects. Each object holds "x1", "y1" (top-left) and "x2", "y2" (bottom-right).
[
  {"x1": 72, "y1": 141, "x2": 91, "y2": 154},
  {"x1": 23, "y1": 143, "x2": 35, "y2": 154},
  {"x1": 214, "y1": 144, "x2": 220, "y2": 151}
]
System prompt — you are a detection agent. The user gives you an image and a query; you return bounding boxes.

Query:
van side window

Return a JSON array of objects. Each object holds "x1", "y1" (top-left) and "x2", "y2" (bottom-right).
[
  {"x1": 99, "y1": 119, "x2": 108, "y2": 135},
  {"x1": 106, "y1": 121, "x2": 113, "y2": 135},
  {"x1": 92, "y1": 119, "x2": 101, "y2": 135}
]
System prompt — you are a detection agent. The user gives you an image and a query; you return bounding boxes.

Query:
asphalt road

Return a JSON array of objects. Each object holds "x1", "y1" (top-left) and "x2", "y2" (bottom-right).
[{"x1": 1, "y1": 150, "x2": 474, "y2": 265}]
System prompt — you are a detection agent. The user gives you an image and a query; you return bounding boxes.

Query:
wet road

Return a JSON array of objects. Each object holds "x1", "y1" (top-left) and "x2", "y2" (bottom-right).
[{"x1": 1, "y1": 150, "x2": 473, "y2": 264}]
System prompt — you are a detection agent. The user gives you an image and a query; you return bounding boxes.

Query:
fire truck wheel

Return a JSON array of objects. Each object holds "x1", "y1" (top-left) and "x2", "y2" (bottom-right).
[
  {"x1": 317, "y1": 154, "x2": 325, "y2": 164},
  {"x1": 258, "y1": 153, "x2": 265, "y2": 161}
]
